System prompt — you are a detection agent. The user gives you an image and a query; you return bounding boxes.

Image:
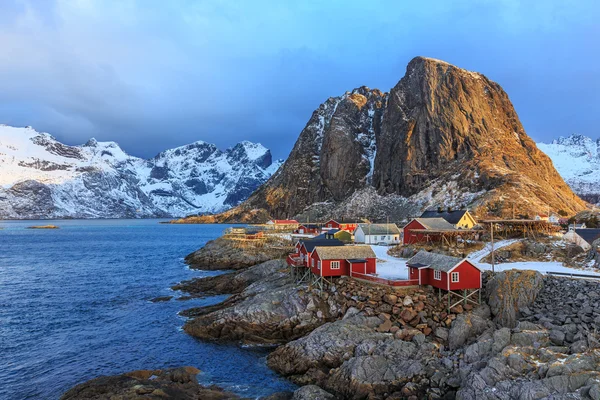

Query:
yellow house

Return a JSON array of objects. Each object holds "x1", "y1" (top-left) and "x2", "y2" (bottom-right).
[{"x1": 419, "y1": 209, "x2": 477, "y2": 229}]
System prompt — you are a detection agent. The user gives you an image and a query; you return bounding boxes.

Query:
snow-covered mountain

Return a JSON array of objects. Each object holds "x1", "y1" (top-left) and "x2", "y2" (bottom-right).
[
  {"x1": 0, "y1": 125, "x2": 282, "y2": 219},
  {"x1": 537, "y1": 134, "x2": 600, "y2": 204}
]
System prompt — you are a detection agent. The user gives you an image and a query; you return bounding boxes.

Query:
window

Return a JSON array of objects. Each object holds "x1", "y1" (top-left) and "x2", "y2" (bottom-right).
[
  {"x1": 318, "y1": 261, "x2": 321, "y2": 270},
  {"x1": 311, "y1": 258, "x2": 315, "y2": 267},
  {"x1": 434, "y1": 270, "x2": 441, "y2": 280},
  {"x1": 451, "y1": 272, "x2": 459, "y2": 283},
  {"x1": 381, "y1": 235, "x2": 385, "y2": 240},
  {"x1": 331, "y1": 261, "x2": 340, "y2": 269}
]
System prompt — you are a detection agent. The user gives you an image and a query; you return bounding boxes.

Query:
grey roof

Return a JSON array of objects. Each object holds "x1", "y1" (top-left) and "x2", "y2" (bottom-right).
[
  {"x1": 407, "y1": 250, "x2": 461, "y2": 272},
  {"x1": 575, "y1": 229, "x2": 600, "y2": 245},
  {"x1": 413, "y1": 218, "x2": 455, "y2": 230},
  {"x1": 301, "y1": 239, "x2": 344, "y2": 252},
  {"x1": 314, "y1": 245, "x2": 376, "y2": 260},
  {"x1": 420, "y1": 209, "x2": 472, "y2": 225},
  {"x1": 357, "y1": 223, "x2": 400, "y2": 235}
]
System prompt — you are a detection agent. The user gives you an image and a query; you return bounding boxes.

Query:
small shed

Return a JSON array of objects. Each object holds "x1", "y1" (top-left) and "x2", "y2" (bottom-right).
[
  {"x1": 354, "y1": 223, "x2": 400, "y2": 245},
  {"x1": 403, "y1": 218, "x2": 455, "y2": 245},
  {"x1": 407, "y1": 250, "x2": 482, "y2": 311},
  {"x1": 407, "y1": 250, "x2": 481, "y2": 291},
  {"x1": 310, "y1": 245, "x2": 376, "y2": 278},
  {"x1": 314, "y1": 228, "x2": 352, "y2": 242}
]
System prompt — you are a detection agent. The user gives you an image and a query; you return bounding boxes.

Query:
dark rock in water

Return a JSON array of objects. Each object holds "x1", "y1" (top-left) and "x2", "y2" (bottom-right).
[
  {"x1": 486, "y1": 269, "x2": 543, "y2": 328},
  {"x1": 150, "y1": 296, "x2": 173, "y2": 302},
  {"x1": 60, "y1": 366, "x2": 240, "y2": 400},
  {"x1": 184, "y1": 237, "x2": 290, "y2": 270}
]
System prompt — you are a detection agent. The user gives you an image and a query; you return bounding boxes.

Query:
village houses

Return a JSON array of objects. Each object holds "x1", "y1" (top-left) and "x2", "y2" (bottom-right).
[
  {"x1": 354, "y1": 223, "x2": 401, "y2": 245},
  {"x1": 419, "y1": 209, "x2": 477, "y2": 229}
]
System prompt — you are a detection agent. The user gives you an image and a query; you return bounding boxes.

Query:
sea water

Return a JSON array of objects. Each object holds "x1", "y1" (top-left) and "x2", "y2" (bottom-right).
[{"x1": 0, "y1": 219, "x2": 295, "y2": 399}]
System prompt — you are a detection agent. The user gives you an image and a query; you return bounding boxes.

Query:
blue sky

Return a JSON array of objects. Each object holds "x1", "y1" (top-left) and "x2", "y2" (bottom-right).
[{"x1": 0, "y1": 0, "x2": 598, "y2": 159}]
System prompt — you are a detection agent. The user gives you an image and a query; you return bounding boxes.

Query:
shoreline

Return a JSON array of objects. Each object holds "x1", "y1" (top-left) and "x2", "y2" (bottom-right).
[{"x1": 63, "y1": 233, "x2": 600, "y2": 399}]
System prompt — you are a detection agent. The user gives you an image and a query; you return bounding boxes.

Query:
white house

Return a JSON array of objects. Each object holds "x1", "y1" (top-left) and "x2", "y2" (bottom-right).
[
  {"x1": 354, "y1": 223, "x2": 401, "y2": 245},
  {"x1": 548, "y1": 214, "x2": 560, "y2": 224}
]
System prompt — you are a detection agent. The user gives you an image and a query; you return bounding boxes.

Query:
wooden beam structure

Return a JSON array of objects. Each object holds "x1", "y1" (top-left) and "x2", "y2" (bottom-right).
[
  {"x1": 480, "y1": 219, "x2": 560, "y2": 239},
  {"x1": 407, "y1": 229, "x2": 482, "y2": 247}
]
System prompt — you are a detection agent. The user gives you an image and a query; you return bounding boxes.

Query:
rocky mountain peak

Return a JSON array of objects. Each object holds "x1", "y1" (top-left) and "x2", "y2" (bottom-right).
[{"x1": 228, "y1": 57, "x2": 585, "y2": 221}]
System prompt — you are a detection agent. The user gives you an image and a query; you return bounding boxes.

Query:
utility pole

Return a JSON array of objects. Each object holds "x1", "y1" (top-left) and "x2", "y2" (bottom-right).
[{"x1": 490, "y1": 222, "x2": 495, "y2": 273}]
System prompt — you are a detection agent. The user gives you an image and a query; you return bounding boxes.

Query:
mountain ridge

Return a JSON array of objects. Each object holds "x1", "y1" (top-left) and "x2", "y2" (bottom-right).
[
  {"x1": 0, "y1": 125, "x2": 281, "y2": 219},
  {"x1": 537, "y1": 134, "x2": 600, "y2": 205}
]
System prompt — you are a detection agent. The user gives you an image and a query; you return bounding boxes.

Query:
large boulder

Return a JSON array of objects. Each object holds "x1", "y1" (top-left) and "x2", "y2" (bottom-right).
[
  {"x1": 291, "y1": 385, "x2": 336, "y2": 400},
  {"x1": 448, "y1": 305, "x2": 493, "y2": 350},
  {"x1": 486, "y1": 270, "x2": 543, "y2": 328},
  {"x1": 267, "y1": 315, "x2": 387, "y2": 377}
]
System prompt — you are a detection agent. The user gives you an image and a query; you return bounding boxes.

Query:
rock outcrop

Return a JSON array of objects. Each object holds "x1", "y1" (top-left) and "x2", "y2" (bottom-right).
[
  {"x1": 174, "y1": 259, "x2": 287, "y2": 296},
  {"x1": 184, "y1": 237, "x2": 291, "y2": 270},
  {"x1": 60, "y1": 367, "x2": 238, "y2": 400},
  {"x1": 219, "y1": 56, "x2": 585, "y2": 221},
  {"x1": 182, "y1": 271, "x2": 342, "y2": 344},
  {"x1": 486, "y1": 269, "x2": 544, "y2": 328}
]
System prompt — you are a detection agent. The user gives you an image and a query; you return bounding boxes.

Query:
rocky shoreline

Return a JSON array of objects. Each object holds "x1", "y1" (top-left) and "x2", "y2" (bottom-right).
[{"x1": 65, "y1": 237, "x2": 600, "y2": 399}]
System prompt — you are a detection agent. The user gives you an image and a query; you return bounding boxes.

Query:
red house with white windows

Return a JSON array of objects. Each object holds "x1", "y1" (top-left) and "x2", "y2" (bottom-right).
[
  {"x1": 403, "y1": 218, "x2": 455, "y2": 245},
  {"x1": 406, "y1": 250, "x2": 482, "y2": 291},
  {"x1": 294, "y1": 224, "x2": 322, "y2": 235},
  {"x1": 289, "y1": 238, "x2": 344, "y2": 267},
  {"x1": 323, "y1": 219, "x2": 363, "y2": 233},
  {"x1": 309, "y1": 245, "x2": 376, "y2": 277}
]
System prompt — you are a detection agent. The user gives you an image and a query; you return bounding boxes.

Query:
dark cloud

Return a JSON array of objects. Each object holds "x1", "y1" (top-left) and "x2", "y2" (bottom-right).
[{"x1": 0, "y1": 0, "x2": 598, "y2": 160}]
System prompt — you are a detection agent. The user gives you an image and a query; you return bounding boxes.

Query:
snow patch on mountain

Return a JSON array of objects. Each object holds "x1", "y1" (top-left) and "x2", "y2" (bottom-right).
[
  {"x1": 537, "y1": 134, "x2": 600, "y2": 203},
  {"x1": 0, "y1": 125, "x2": 282, "y2": 218}
]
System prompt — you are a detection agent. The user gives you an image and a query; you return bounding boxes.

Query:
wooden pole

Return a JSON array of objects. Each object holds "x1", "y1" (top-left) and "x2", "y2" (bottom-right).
[{"x1": 490, "y1": 222, "x2": 495, "y2": 273}]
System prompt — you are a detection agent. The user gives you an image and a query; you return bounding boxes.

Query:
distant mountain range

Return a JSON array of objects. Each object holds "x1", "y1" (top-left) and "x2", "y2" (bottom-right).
[
  {"x1": 0, "y1": 125, "x2": 281, "y2": 219},
  {"x1": 537, "y1": 135, "x2": 600, "y2": 205}
]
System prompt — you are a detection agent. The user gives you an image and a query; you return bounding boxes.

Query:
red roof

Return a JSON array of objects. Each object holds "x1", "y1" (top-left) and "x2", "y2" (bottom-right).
[{"x1": 269, "y1": 219, "x2": 299, "y2": 224}]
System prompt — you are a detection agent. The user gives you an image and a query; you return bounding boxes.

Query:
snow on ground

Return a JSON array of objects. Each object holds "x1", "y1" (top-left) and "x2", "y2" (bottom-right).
[
  {"x1": 467, "y1": 239, "x2": 600, "y2": 277},
  {"x1": 475, "y1": 260, "x2": 600, "y2": 276},
  {"x1": 467, "y1": 239, "x2": 520, "y2": 262},
  {"x1": 366, "y1": 241, "x2": 600, "y2": 282},
  {"x1": 369, "y1": 245, "x2": 409, "y2": 279}
]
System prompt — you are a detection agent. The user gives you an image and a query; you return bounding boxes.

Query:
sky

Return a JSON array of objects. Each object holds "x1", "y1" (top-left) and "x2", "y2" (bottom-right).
[{"x1": 0, "y1": 0, "x2": 598, "y2": 160}]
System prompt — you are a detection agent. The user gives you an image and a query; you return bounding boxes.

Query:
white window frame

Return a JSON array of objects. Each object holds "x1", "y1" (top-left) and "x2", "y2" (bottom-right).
[
  {"x1": 317, "y1": 261, "x2": 321, "y2": 270},
  {"x1": 311, "y1": 258, "x2": 315, "y2": 268},
  {"x1": 330, "y1": 261, "x2": 340, "y2": 270},
  {"x1": 451, "y1": 272, "x2": 459, "y2": 283},
  {"x1": 434, "y1": 270, "x2": 441, "y2": 280}
]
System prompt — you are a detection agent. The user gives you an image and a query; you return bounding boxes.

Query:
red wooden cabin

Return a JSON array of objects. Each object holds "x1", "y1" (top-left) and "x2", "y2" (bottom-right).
[
  {"x1": 309, "y1": 245, "x2": 376, "y2": 278},
  {"x1": 402, "y1": 218, "x2": 455, "y2": 245},
  {"x1": 295, "y1": 224, "x2": 322, "y2": 234},
  {"x1": 287, "y1": 238, "x2": 344, "y2": 267},
  {"x1": 407, "y1": 250, "x2": 482, "y2": 291}
]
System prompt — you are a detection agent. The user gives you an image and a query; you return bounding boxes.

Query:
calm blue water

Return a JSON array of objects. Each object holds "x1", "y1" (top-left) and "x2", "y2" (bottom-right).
[{"x1": 0, "y1": 220, "x2": 295, "y2": 400}]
